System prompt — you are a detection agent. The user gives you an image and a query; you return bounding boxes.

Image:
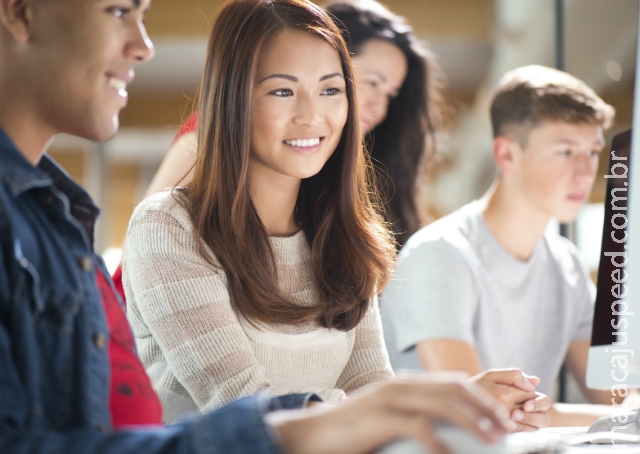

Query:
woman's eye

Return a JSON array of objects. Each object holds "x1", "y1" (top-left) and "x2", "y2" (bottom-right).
[
  {"x1": 366, "y1": 80, "x2": 378, "y2": 88},
  {"x1": 270, "y1": 88, "x2": 293, "y2": 97},
  {"x1": 322, "y1": 87, "x2": 343, "y2": 96},
  {"x1": 108, "y1": 7, "x2": 129, "y2": 18}
]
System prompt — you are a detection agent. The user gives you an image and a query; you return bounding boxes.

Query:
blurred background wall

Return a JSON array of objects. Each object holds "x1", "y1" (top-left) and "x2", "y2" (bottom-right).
[{"x1": 47, "y1": 0, "x2": 637, "y2": 280}]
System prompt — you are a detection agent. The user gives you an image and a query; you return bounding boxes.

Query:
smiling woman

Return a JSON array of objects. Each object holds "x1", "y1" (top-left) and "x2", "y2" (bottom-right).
[
  {"x1": 122, "y1": 0, "x2": 396, "y2": 424},
  {"x1": 133, "y1": 0, "x2": 443, "y2": 248}
]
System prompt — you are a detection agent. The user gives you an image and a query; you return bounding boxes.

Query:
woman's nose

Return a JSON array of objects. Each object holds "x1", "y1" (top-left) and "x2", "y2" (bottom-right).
[
  {"x1": 366, "y1": 94, "x2": 388, "y2": 128},
  {"x1": 293, "y1": 94, "x2": 322, "y2": 127}
]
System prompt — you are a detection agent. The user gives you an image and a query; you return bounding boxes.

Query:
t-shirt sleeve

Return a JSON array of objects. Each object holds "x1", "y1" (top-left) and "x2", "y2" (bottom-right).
[
  {"x1": 384, "y1": 238, "x2": 478, "y2": 354},
  {"x1": 571, "y1": 251, "x2": 596, "y2": 342}
]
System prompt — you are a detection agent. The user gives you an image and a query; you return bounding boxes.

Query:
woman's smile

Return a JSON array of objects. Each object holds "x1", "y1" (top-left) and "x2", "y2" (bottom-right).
[{"x1": 282, "y1": 136, "x2": 325, "y2": 153}]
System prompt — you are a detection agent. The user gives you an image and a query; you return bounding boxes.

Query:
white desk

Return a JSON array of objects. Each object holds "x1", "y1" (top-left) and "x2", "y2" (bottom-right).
[
  {"x1": 507, "y1": 427, "x2": 640, "y2": 453},
  {"x1": 382, "y1": 427, "x2": 640, "y2": 454}
]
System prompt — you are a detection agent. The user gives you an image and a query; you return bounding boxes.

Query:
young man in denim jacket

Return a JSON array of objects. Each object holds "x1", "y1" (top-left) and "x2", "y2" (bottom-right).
[{"x1": 0, "y1": 1, "x2": 518, "y2": 453}]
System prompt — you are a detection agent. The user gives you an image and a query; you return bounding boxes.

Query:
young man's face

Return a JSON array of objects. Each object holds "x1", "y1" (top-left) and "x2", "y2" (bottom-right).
[
  {"x1": 25, "y1": 0, "x2": 153, "y2": 141},
  {"x1": 510, "y1": 121, "x2": 604, "y2": 223}
]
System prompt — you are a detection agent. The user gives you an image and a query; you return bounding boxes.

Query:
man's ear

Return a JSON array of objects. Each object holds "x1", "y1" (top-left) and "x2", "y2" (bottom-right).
[
  {"x1": 0, "y1": 0, "x2": 32, "y2": 44},
  {"x1": 492, "y1": 135, "x2": 520, "y2": 175}
]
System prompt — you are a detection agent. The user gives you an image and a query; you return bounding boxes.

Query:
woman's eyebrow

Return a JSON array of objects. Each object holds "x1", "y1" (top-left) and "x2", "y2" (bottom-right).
[
  {"x1": 258, "y1": 73, "x2": 344, "y2": 83},
  {"x1": 319, "y1": 72, "x2": 344, "y2": 81},
  {"x1": 363, "y1": 70, "x2": 386, "y2": 83},
  {"x1": 258, "y1": 74, "x2": 298, "y2": 83}
]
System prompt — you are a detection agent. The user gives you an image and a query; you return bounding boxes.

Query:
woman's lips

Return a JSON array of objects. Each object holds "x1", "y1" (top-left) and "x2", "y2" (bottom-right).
[
  {"x1": 568, "y1": 193, "x2": 586, "y2": 202},
  {"x1": 283, "y1": 137, "x2": 324, "y2": 153}
]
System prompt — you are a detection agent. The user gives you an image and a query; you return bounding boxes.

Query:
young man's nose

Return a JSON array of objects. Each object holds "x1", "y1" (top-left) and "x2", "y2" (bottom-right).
[{"x1": 129, "y1": 21, "x2": 155, "y2": 63}]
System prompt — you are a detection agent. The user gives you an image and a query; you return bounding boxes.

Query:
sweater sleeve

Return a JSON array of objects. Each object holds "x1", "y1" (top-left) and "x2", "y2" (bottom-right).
[
  {"x1": 123, "y1": 198, "x2": 345, "y2": 419},
  {"x1": 335, "y1": 295, "x2": 394, "y2": 395}
]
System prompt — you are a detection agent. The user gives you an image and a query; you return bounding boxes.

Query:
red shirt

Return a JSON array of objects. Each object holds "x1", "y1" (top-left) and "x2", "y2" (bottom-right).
[
  {"x1": 176, "y1": 111, "x2": 199, "y2": 142},
  {"x1": 96, "y1": 268, "x2": 163, "y2": 427}
]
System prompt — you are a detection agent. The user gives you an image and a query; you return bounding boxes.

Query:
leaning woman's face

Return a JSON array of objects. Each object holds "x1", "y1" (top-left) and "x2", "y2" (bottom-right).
[
  {"x1": 351, "y1": 39, "x2": 408, "y2": 134},
  {"x1": 249, "y1": 28, "x2": 348, "y2": 182}
]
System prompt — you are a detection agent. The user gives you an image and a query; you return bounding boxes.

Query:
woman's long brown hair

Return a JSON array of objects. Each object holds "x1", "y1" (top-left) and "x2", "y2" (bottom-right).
[{"x1": 176, "y1": 0, "x2": 396, "y2": 331}]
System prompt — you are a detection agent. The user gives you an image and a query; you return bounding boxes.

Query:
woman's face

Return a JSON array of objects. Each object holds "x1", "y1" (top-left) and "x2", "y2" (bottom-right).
[
  {"x1": 249, "y1": 28, "x2": 348, "y2": 184},
  {"x1": 351, "y1": 39, "x2": 408, "y2": 134}
]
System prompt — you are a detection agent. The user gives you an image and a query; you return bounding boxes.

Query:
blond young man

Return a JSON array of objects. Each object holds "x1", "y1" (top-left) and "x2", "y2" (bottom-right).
[{"x1": 383, "y1": 65, "x2": 622, "y2": 427}]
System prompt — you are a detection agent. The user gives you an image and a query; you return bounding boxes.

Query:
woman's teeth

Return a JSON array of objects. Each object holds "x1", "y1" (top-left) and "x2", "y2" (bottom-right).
[
  {"x1": 284, "y1": 138, "x2": 321, "y2": 147},
  {"x1": 108, "y1": 77, "x2": 128, "y2": 97}
]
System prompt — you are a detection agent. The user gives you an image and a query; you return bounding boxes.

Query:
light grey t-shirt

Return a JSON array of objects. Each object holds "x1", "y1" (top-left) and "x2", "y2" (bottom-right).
[{"x1": 381, "y1": 201, "x2": 595, "y2": 395}]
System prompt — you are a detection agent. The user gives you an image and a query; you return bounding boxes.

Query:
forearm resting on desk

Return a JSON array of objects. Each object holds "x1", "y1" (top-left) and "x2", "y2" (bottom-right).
[
  {"x1": 548, "y1": 403, "x2": 613, "y2": 427},
  {"x1": 549, "y1": 392, "x2": 640, "y2": 427}
]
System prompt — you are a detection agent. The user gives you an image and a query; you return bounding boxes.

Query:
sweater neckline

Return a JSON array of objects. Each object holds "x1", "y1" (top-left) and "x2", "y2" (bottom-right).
[{"x1": 268, "y1": 229, "x2": 305, "y2": 242}]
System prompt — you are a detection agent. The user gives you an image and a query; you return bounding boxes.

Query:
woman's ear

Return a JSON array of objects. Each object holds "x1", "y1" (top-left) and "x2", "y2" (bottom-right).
[
  {"x1": 0, "y1": 0, "x2": 33, "y2": 44},
  {"x1": 492, "y1": 135, "x2": 520, "y2": 175}
]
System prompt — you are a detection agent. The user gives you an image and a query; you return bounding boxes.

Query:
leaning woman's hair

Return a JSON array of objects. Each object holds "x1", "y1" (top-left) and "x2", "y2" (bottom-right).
[
  {"x1": 176, "y1": 0, "x2": 396, "y2": 331},
  {"x1": 326, "y1": 0, "x2": 444, "y2": 245}
]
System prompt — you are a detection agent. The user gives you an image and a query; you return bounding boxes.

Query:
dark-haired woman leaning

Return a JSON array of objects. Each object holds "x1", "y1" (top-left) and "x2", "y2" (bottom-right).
[{"x1": 326, "y1": 0, "x2": 442, "y2": 245}]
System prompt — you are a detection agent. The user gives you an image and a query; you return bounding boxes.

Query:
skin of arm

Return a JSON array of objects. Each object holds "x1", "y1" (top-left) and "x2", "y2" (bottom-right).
[
  {"x1": 145, "y1": 132, "x2": 197, "y2": 197},
  {"x1": 416, "y1": 339, "x2": 551, "y2": 431},
  {"x1": 268, "y1": 374, "x2": 515, "y2": 454},
  {"x1": 548, "y1": 339, "x2": 632, "y2": 427},
  {"x1": 565, "y1": 340, "x2": 618, "y2": 405}
]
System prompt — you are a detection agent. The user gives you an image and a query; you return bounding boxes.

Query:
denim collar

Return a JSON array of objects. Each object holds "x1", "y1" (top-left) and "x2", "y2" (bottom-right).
[
  {"x1": 0, "y1": 127, "x2": 101, "y2": 234},
  {"x1": 0, "y1": 127, "x2": 53, "y2": 196}
]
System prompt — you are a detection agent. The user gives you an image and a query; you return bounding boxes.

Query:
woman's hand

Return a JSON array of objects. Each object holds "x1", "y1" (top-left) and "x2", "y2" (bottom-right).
[
  {"x1": 469, "y1": 369, "x2": 551, "y2": 432},
  {"x1": 267, "y1": 372, "x2": 514, "y2": 454}
]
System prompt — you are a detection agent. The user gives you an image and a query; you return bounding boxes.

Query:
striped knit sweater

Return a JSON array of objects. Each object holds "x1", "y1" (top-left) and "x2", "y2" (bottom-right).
[{"x1": 122, "y1": 191, "x2": 394, "y2": 424}]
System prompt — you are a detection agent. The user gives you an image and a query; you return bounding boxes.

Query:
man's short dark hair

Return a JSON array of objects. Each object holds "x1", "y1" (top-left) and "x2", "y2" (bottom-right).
[{"x1": 490, "y1": 65, "x2": 615, "y2": 146}]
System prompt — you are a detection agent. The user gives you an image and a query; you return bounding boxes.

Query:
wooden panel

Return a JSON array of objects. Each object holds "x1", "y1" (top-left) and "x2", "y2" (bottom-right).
[
  {"x1": 145, "y1": 0, "x2": 226, "y2": 37},
  {"x1": 384, "y1": 0, "x2": 494, "y2": 41},
  {"x1": 589, "y1": 80, "x2": 635, "y2": 204},
  {"x1": 144, "y1": 0, "x2": 495, "y2": 41},
  {"x1": 119, "y1": 93, "x2": 197, "y2": 128},
  {"x1": 47, "y1": 149, "x2": 85, "y2": 183},
  {"x1": 108, "y1": 163, "x2": 141, "y2": 249}
]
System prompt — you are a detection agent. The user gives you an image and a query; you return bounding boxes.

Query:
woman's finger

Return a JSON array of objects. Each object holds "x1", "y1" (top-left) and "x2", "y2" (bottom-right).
[
  {"x1": 522, "y1": 392, "x2": 551, "y2": 412},
  {"x1": 511, "y1": 421, "x2": 541, "y2": 432},
  {"x1": 512, "y1": 409, "x2": 550, "y2": 429}
]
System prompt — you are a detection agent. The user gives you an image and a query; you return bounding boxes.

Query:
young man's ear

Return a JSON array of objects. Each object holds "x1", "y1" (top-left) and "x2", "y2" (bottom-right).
[
  {"x1": 0, "y1": 0, "x2": 32, "y2": 44},
  {"x1": 492, "y1": 135, "x2": 520, "y2": 175}
]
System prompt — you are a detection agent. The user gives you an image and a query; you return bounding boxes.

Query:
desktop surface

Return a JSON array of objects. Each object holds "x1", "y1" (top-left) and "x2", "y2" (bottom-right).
[{"x1": 381, "y1": 426, "x2": 640, "y2": 454}]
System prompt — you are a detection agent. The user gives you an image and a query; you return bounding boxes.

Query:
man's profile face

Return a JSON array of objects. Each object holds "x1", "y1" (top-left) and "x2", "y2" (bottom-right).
[
  {"x1": 510, "y1": 121, "x2": 604, "y2": 223},
  {"x1": 25, "y1": 0, "x2": 154, "y2": 141}
]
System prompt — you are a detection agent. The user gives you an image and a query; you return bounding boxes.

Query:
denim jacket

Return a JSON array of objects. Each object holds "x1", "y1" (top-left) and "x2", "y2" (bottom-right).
[{"x1": 0, "y1": 129, "x2": 317, "y2": 454}]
